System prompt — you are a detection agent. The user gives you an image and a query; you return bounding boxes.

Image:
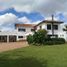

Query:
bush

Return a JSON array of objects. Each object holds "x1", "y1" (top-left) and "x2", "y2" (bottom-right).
[
  {"x1": 44, "y1": 38, "x2": 65, "y2": 45},
  {"x1": 51, "y1": 38, "x2": 65, "y2": 44},
  {"x1": 33, "y1": 29, "x2": 47, "y2": 45},
  {"x1": 27, "y1": 29, "x2": 65, "y2": 45},
  {"x1": 27, "y1": 35, "x2": 33, "y2": 44}
]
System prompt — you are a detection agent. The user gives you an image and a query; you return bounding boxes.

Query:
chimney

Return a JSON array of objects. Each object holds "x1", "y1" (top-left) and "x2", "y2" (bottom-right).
[{"x1": 52, "y1": 14, "x2": 54, "y2": 21}]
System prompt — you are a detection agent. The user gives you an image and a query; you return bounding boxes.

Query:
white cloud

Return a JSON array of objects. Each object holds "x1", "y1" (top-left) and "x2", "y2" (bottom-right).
[
  {"x1": 11, "y1": 0, "x2": 67, "y2": 16},
  {"x1": 18, "y1": 16, "x2": 42, "y2": 24},
  {"x1": 0, "y1": 13, "x2": 18, "y2": 25},
  {"x1": 18, "y1": 16, "x2": 31, "y2": 24},
  {"x1": 1, "y1": 27, "x2": 14, "y2": 31},
  {"x1": 45, "y1": 17, "x2": 59, "y2": 21},
  {"x1": 13, "y1": 5, "x2": 32, "y2": 13},
  {"x1": 0, "y1": 0, "x2": 67, "y2": 17},
  {"x1": 0, "y1": 13, "x2": 39, "y2": 26},
  {"x1": 32, "y1": 20, "x2": 41, "y2": 24}
]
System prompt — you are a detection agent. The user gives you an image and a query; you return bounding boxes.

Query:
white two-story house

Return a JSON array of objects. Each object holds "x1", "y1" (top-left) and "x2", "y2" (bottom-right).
[
  {"x1": 36, "y1": 20, "x2": 63, "y2": 37},
  {"x1": 0, "y1": 24, "x2": 35, "y2": 42},
  {"x1": 15, "y1": 24, "x2": 35, "y2": 40},
  {"x1": 35, "y1": 19, "x2": 67, "y2": 41},
  {"x1": 0, "y1": 18, "x2": 67, "y2": 42}
]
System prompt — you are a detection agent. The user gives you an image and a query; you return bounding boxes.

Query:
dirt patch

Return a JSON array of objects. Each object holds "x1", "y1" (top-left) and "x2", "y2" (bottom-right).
[{"x1": 0, "y1": 41, "x2": 29, "y2": 52}]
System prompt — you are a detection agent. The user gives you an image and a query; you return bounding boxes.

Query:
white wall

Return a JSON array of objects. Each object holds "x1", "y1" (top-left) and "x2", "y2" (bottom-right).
[
  {"x1": 16, "y1": 26, "x2": 34, "y2": 40},
  {"x1": 36, "y1": 23, "x2": 67, "y2": 41},
  {"x1": 0, "y1": 23, "x2": 67, "y2": 41},
  {"x1": 0, "y1": 25, "x2": 34, "y2": 41},
  {"x1": 0, "y1": 31, "x2": 26, "y2": 41},
  {"x1": 36, "y1": 23, "x2": 64, "y2": 38}
]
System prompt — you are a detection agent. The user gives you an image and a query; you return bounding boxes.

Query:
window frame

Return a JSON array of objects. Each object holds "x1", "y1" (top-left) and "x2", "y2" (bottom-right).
[
  {"x1": 18, "y1": 36, "x2": 23, "y2": 38},
  {"x1": 53, "y1": 25, "x2": 58, "y2": 30},
  {"x1": 40, "y1": 26, "x2": 42, "y2": 29},
  {"x1": 18, "y1": 28, "x2": 26, "y2": 32},
  {"x1": 31, "y1": 29, "x2": 35, "y2": 32},
  {"x1": 47, "y1": 24, "x2": 51, "y2": 30}
]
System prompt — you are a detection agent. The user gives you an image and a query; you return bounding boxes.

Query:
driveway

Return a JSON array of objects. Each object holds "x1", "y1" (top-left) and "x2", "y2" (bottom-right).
[{"x1": 0, "y1": 41, "x2": 29, "y2": 52}]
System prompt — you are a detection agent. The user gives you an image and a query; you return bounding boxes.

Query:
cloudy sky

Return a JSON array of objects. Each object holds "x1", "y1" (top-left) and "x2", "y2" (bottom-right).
[{"x1": 0, "y1": 0, "x2": 67, "y2": 31}]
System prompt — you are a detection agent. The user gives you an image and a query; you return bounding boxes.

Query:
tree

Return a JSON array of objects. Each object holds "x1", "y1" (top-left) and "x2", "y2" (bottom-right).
[{"x1": 33, "y1": 29, "x2": 47, "y2": 44}]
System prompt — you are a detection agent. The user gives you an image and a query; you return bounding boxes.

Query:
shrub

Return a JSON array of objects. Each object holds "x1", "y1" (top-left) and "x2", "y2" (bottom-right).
[
  {"x1": 27, "y1": 35, "x2": 33, "y2": 44},
  {"x1": 44, "y1": 38, "x2": 65, "y2": 45},
  {"x1": 27, "y1": 29, "x2": 65, "y2": 45},
  {"x1": 51, "y1": 38, "x2": 65, "y2": 44},
  {"x1": 33, "y1": 29, "x2": 47, "y2": 45}
]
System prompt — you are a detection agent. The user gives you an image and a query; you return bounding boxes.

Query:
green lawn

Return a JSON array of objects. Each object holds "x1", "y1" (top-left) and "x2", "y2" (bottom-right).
[{"x1": 0, "y1": 44, "x2": 67, "y2": 67}]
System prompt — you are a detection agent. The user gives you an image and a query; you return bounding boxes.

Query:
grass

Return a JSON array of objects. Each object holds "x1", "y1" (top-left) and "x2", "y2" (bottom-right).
[{"x1": 0, "y1": 44, "x2": 67, "y2": 67}]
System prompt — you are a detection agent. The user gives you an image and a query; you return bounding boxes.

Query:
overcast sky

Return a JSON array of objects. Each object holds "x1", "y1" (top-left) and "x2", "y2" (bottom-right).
[
  {"x1": 0, "y1": 0, "x2": 67, "y2": 31},
  {"x1": 0, "y1": 0, "x2": 67, "y2": 15}
]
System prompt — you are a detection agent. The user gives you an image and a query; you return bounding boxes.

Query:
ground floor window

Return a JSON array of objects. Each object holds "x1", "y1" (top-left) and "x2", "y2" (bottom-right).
[
  {"x1": 0, "y1": 35, "x2": 17, "y2": 42},
  {"x1": 18, "y1": 36, "x2": 23, "y2": 38},
  {"x1": 31, "y1": 29, "x2": 35, "y2": 32},
  {"x1": 0, "y1": 36, "x2": 7, "y2": 42}
]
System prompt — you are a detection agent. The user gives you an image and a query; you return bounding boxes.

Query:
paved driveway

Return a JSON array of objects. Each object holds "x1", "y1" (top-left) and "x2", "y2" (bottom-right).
[{"x1": 0, "y1": 42, "x2": 29, "y2": 52}]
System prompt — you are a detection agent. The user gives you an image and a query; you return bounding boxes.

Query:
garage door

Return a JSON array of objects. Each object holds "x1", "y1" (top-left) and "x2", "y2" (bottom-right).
[
  {"x1": 9, "y1": 36, "x2": 17, "y2": 42},
  {"x1": 0, "y1": 36, "x2": 7, "y2": 42}
]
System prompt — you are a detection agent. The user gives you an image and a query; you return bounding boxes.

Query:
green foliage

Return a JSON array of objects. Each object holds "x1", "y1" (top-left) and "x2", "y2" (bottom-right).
[
  {"x1": 52, "y1": 38, "x2": 65, "y2": 44},
  {"x1": 27, "y1": 29, "x2": 65, "y2": 45},
  {"x1": 33, "y1": 29, "x2": 47, "y2": 44},
  {"x1": 37, "y1": 29, "x2": 47, "y2": 36},
  {"x1": 27, "y1": 34, "x2": 33, "y2": 44},
  {"x1": 44, "y1": 38, "x2": 65, "y2": 45}
]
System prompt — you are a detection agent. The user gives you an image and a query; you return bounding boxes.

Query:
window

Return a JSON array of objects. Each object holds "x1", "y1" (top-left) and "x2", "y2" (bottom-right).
[
  {"x1": 40, "y1": 26, "x2": 42, "y2": 29},
  {"x1": 31, "y1": 29, "x2": 35, "y2": 32},
  {"x1": 18, "y1": 28, "x2": 26, "y2": 32},
  {"x1": 47, "y1": 24, "x2": 51, "y2": 30},
  {"x1": 53, "y1": 25, "x2": 58, "y2": 30},
  {"x1": 18, "y1": 36, "x2": 23, "y2": 38}
]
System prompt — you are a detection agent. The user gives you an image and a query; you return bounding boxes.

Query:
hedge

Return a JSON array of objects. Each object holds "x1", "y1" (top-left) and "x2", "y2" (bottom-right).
[
  {"x1": 44, "y1": 38, "x2": 65, "y2": 45},
  {"x1": 27, "y1": 29, "x2": 65, "y2": 45},
  {"x1": 27, "y1": 35, "x2": 65, "y2": 45}
]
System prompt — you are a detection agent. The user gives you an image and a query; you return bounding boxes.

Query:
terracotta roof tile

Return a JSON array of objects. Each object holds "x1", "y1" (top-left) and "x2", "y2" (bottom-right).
[{"x1": 15, "y1": 24, "x2": 36, "y2": 27}]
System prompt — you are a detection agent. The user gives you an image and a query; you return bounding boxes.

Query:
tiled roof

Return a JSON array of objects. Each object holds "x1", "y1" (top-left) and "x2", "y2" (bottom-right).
[
  {"x1": 15, "y1": 24, "x2": 36, "y2": 27},
  {"x1": 36, "y1": 20, "x2": 64, "y2": 26}
]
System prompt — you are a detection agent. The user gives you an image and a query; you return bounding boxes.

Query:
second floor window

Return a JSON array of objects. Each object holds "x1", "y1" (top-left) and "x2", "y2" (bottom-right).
[
  {"x1": 18, "y1": 28, "x2": 26, "y2": 32},
  {"x1": 53, "y1": 25, "x2": 58, "y2": 30},
  {"x1": 47, "y1": 24, "x2": 51, "y2": 30}
]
